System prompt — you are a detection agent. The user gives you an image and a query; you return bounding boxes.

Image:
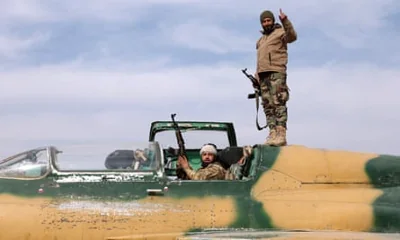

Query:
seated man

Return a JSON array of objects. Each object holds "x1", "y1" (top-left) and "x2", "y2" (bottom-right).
[{"x1": 177, "y1": 143, "x2": 226, "y2": 180}]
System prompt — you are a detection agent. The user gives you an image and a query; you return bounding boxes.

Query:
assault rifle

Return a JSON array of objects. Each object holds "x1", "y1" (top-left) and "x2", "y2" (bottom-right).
[
  {"x1": 241, "y1": 68, "x2": 260, "y2": 99},
  {"x1": 171, "y1": 113, "x2": 188, "y2": 179},
  {"x1": 171, "y1": 113, "x2": 187, "y2": 157},
  {"x1": 241, "y1": 68, "x2": 267, "y2": 131}
]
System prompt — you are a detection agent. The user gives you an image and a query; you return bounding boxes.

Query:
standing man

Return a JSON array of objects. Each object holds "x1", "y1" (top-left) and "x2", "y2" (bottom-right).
[{"x1": 256, "y1": 9, "x2": 297, "y2": 146}]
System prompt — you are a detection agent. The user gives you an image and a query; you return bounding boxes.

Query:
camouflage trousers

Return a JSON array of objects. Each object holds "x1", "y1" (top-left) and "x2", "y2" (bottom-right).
[{"x1": 258, "y1": 71, "x2": 290, "y2": 129}]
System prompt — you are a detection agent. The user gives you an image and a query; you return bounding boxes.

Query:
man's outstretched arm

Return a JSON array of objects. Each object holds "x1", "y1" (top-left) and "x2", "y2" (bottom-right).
[{"x1": 279, "y1": 8, "x2": 297, "y2": 43}]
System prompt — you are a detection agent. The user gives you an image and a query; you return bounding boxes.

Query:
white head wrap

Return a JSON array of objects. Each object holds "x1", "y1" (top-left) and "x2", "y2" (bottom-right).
[{"x1": 200, "y1": 144, "x2": 217, "y2": 155}]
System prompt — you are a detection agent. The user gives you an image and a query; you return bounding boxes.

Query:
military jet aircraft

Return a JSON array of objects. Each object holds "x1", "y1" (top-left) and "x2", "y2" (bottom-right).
[{"x1": 0, "y1": 117, "x2": 399, "y2": 240}]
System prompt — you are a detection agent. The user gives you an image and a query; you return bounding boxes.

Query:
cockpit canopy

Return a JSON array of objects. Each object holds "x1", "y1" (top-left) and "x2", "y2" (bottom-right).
[
  {"x1": 0, "y1": 147, "x2": 49, "y2": 179},
  {"x1": 54, "y1": 141, "x2": 163, "y2": 172},
  {"x1": 0, "y1": 141, "x2": 164, "y2": 180}
]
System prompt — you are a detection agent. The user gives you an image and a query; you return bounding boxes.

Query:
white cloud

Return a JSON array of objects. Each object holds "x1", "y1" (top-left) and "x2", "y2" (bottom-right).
[
  {"x1": 0, "y1": 0, "x2": 51, "y2": 22},
  {"x1": 0, "y1": 62, "x2": 245, "y2": 104},
  {"x1": 0, "y1": 0, "x2": 205, "y2": 23},
  {"x1": 0, "y1": 0, "x2": 397, "y2": 54},
  {"x1": 0, "y1": 32, "x2": 50, "y2": 58},
  {"x1": 0, "y1": 0, "x2": 141, "y2": 23},
  {"x1": 160, "y1": 21, "x2": 254, "y2": 54},
  {"x1": 2, "y1": 0, "x2": 397, "y2": 27},
  {"x1": 157, "y1": 0, "x2": 399, "y2": 51}
]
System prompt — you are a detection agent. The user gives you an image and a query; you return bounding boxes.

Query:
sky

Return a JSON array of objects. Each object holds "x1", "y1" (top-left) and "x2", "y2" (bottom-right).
[{"x1": 0, "y1": 0, "x2": 400, "y2": 166}]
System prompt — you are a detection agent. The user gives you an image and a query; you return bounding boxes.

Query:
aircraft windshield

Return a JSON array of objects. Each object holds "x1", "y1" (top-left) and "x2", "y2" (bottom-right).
[
  {"x1": 54, "y1": 141, "x2": 162, "y2": 172},
  {"x1": 0, "y1": 148, "x2": 49, "y2": 179}
]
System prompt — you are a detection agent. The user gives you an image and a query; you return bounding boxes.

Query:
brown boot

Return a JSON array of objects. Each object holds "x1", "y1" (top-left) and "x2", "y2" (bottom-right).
[
  {"x1": 264, "y1": 128, "x2": 277, "y2": 145},
  {"x1": 271, "y1": 126, "x2": 287, "y2": 146}
]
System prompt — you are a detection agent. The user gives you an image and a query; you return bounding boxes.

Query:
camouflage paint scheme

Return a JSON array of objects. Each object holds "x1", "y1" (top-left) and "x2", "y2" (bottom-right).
[{"x1": 0, "y1": 121, "x2": 399, "y2": 240}]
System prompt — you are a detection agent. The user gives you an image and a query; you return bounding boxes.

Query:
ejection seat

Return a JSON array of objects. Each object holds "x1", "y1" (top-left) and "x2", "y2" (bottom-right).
[
  {"x1": 217, "y1": 146, "x2": 253, "y2": 180},
  {"x1": 104, "y1": 149, "x2": 152, "y2": 170}
]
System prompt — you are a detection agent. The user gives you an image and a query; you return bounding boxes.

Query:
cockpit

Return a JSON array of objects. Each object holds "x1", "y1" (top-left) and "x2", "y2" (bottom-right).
[{"x1": 0, "y1": 140, "x2": 256, "y2": 181}]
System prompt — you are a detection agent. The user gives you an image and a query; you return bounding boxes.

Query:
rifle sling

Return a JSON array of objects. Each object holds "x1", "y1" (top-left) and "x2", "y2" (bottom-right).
[{"x1": 255, "y1": 91, "x2": 268, "y2": 131}]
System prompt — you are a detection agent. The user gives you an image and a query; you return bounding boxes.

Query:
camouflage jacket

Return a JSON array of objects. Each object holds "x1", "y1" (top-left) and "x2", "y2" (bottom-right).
[
  {"x1": 183, "y1": 162, "x2": 226, "y2": 180},
  {"x1": 256, "y1": 17, "x2": 297, "y2": 75}
]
